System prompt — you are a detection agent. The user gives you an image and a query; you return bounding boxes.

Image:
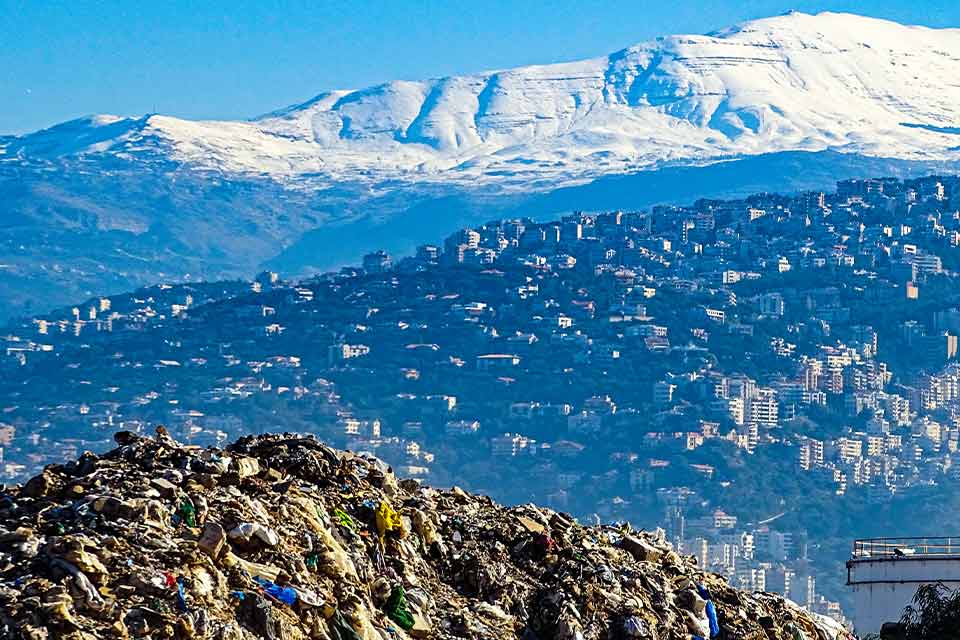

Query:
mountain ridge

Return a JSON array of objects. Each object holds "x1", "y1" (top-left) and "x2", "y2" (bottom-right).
[{"x1": 5, "y1": 11, "x2": 960, "y2": 189}]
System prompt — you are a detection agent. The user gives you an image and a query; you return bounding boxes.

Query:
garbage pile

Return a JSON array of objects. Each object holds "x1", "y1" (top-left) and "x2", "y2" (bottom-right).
[{"x1": 0, "y1": 430, "x2": 854, "y2": 639}]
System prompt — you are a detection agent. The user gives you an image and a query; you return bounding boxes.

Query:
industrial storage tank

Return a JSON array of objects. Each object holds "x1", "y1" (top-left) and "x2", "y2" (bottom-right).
[{"x1": 848, "y1": 537, "x2": 960, "y2": 634}]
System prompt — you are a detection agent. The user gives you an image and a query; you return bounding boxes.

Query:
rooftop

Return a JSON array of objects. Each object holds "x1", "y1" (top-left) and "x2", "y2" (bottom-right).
[{"x1": 851, "y1": 537, "x2": 960, "y2": 559}]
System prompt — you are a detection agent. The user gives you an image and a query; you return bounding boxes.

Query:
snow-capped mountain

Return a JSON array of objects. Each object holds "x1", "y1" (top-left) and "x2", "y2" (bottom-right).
[
  {"x1": 5, "y1": 12, "x2": 960, "y2": 188},
  {"x1": 2, "y1": 11, "x2": 960, "y2": 320}
]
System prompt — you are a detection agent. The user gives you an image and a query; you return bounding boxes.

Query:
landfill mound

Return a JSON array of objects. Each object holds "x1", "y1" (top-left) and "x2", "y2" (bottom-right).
[{"x1": 0, "y1": 430, "x2": 852, "y2": 640}]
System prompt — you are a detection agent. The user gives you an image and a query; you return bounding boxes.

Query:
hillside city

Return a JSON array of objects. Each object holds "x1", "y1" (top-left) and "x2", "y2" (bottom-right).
[{"x1": 5, "y1": 174, "x2": 960, "y2": 623}]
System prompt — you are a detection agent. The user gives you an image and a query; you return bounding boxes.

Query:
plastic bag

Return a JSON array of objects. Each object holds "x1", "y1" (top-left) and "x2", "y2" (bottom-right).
[
  {"x1": 328, "y1": 609, "x2": 362, "y2": 640},
  {"x1": 376, "y1": 501, "x2": 404, "y2": 542},
  {"x1": 384, "y1": 585, "x2": 415, "y2": 630},
  {"x1": 334, "y1": 508, "x2": 357, "y2": 530},
  {"x1": 179, "y1": 499, "x2": 196, "y2": 527},
  {"x1": 623, "y1": 616, "x2": 649, "y2": 637},
  {"x1": 254, "y1": 576, "x2": 297, "y2": 606},
  {"x1": 697, "y1": 584, "x2": 720, "y2": 638},
  {"x1": 229, "y1": 522, "x2": 280, "y2": 546}
]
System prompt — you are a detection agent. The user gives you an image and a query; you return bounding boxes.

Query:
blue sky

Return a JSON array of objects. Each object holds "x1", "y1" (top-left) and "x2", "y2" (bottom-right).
[{"x1": 1, "y1": 0, "x2": 956, "y2": 134}]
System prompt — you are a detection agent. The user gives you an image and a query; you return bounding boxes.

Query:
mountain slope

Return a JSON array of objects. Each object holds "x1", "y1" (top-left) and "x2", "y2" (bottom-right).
[
  {"x1": 254, "y1": 10, "x2": 960, "y2": 186},
  {"x1": 2, "y1": 11, "x2": 960, "y2": 321},
  {"x1": 6, "y1": 12, "x2": 960, "y2": 188}
]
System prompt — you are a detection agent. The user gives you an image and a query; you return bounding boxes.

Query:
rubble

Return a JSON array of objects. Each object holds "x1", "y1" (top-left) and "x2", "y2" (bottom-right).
[{"x1": 0, "y1": 429, "x2": 854, "y2": 639}]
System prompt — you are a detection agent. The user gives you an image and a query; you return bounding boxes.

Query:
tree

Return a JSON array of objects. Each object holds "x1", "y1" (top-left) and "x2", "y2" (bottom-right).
[{"x1": 896, "y1": 582, "x2": 960, "y2": 640}]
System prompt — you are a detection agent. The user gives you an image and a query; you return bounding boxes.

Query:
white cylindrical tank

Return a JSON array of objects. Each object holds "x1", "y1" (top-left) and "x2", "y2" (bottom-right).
[{"x1": 848, "y1": 537, "x2": 960, "y2": 635}]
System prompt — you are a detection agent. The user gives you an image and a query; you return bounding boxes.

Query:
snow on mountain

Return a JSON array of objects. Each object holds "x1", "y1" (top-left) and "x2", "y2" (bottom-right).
[{"x1": 5, "y1": 12, "x2": 960, "y2": 189}]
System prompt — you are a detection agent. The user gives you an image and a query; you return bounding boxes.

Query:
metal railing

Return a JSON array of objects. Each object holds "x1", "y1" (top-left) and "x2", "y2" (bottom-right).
[{"x1": 852, "y1": 537, "x2": 960, "y2": 558}]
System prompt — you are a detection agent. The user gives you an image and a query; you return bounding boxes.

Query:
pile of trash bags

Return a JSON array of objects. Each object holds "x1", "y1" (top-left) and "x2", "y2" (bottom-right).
[{"x1": 0, "y1": 429, "x2": 854, "y2": 639}]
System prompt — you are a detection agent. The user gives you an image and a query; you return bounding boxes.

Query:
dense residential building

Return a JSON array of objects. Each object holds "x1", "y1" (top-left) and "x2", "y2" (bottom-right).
[{"x1": 4, "y1": 174, "x2": 960, "y2": 622}]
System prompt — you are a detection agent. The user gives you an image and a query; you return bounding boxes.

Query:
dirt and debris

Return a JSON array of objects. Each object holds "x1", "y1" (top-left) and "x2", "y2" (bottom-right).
[{"x1": 0, "y1": 429, "x2": 854, "y2": 639}]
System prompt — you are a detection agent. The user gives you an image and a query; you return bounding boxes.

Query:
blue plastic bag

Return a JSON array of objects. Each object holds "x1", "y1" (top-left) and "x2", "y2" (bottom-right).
[
  {"x1": 697, "y1": 584, "x2": 720, "y2": 638},
  {"x1": 254, "y1": 576, "x2": 297, "y2": 605},
  {"x1": 176, "y1": 579, "x2": 189, "y2": 612},
  {"x1": 705, "y1": 600, "x2": 720, "y2": 637}
]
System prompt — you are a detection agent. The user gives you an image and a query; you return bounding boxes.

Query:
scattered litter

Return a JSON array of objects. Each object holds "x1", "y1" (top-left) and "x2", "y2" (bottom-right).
[{"x1": 0, "y1": 429, "x2": 852, "y2": 639}]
